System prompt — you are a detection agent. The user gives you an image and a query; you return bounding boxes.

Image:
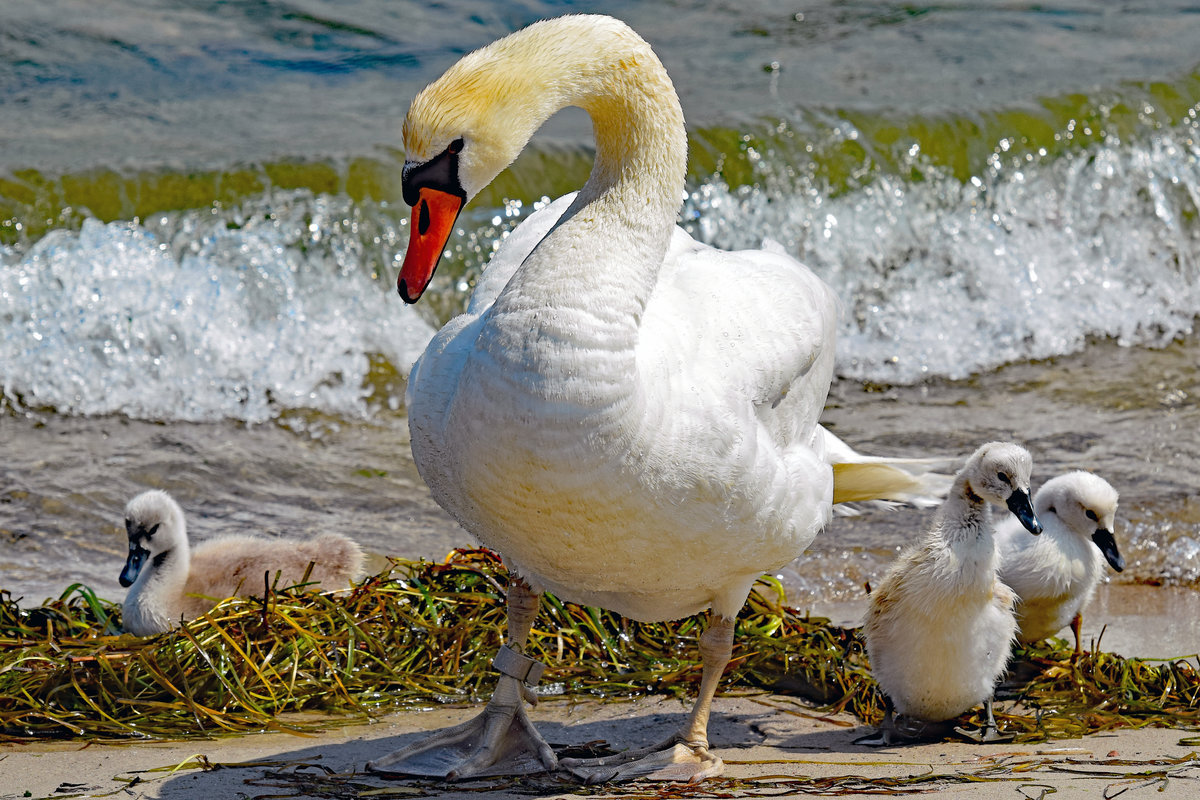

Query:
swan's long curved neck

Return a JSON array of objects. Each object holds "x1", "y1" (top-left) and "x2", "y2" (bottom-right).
[
  {"x1": 441, "y1": 18, "x2": 691, "y2": 422},
  {"x1": 469, "y1": 18, "x2": 688, "y2": 411}
]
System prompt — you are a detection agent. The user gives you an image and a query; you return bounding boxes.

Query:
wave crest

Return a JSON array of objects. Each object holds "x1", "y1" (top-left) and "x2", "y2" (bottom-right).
[{"x1": 0, "y1": 192, "x2": 431, "y2": 422}]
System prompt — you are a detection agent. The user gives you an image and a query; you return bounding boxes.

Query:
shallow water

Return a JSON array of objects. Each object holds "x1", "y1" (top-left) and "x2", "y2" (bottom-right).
[
  {"x1": 2, "y1": 1, "x2": 1200, "y2": 658},
  {"x1": 5, "y1": 335, "x2": 1200, "y2": 661},
  {"x1": 6, "y1": 1, "x2": 1200, "y2": 174}
]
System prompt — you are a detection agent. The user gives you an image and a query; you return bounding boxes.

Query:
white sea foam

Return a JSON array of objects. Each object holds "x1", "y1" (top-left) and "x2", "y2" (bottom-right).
[
  {"x1": 3, "y1": 114, "x2": 1198, "y2": 422},
  {"x1": 683, "y1": 115, "x2": 1200, "y2": 384},
  {"x1": 0, "y1": 192, "x2": 433, "y2": 422}
]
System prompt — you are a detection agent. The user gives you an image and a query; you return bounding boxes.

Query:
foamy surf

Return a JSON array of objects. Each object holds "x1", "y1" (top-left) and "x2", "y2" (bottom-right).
[
  {"x1": 1, "y1": 192, "x2": 433, "y2": 422},
  {"x1": 683, "y1": 110, "x2": 1200, "y2": 384}
]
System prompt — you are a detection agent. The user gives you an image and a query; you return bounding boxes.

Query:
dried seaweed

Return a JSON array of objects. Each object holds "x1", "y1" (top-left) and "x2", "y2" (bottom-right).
[
  {"x1": 187, "y1": 751, "x2": 1200, "y2": 799},
  {"x1": 1, "y1": 549, "x2": 1197, "y2": 743}
]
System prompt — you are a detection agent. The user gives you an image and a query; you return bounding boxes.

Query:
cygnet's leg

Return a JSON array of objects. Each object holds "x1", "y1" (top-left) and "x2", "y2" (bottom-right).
[
  {"x1": 1070, "y1": 612, "x2": 1084, "y2": 660},
  {"x1": 560, "y1": 614, "x2": 734, "y2": 784},
  {"x1": 852, "y1": 695, "x2": 917, "y2": 747},
  {"x1": 367, "y1": 579, "x2": 557, "y2": 779},
  {"x1": 955, "y1": 697, "x2": 1013, "y2": 743}
]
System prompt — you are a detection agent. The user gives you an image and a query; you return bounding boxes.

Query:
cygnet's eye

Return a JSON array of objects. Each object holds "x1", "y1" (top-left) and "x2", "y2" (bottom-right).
[
  {"x1": 997, "y1": 472, "x2": 1011, "y2": 485},
  {"x1": 1085, "y1": 509, "x2": 1099, "y2": 521}
]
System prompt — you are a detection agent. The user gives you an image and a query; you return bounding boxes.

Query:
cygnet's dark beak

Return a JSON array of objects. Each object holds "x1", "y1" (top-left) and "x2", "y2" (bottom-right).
[
  {"x1": 119, "y1": 544, "x2": 148, "y2": 587},
  {"x1": 1091, "y1": 528, "x2": 1125, "y2": 572},
  {"x1": 1006, "y1": 489, "x2": 1042, "y2": 535}
]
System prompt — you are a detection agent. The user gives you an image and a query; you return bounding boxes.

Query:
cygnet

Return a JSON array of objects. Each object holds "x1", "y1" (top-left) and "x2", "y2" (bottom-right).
[
  {"x1": 119, "y1": 489, "x2": 364, "y2": 636},
  {"x1": 996, "y1": 471, "x2": 1123, "y2": 655},
  {"x1": 858, "y1": 441, "x2": 1043, "y2": 745}
]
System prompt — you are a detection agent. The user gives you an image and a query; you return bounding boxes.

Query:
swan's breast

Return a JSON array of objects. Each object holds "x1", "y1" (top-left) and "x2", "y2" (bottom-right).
[{"x1": 424, "y1": 338, "x2": 827, "y2": 619}]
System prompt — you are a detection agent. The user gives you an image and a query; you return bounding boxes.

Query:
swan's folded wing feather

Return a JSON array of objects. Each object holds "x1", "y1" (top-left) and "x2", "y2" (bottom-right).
[
  {"x1": 467, "y1": 193, "x2": 579, "y2": 314},
  {"x1": 639, "y1": 227, "x2": 839, "y2": 445},
  {"x1": 818, "y1": 426, "x2": 956, "y2": 509}
]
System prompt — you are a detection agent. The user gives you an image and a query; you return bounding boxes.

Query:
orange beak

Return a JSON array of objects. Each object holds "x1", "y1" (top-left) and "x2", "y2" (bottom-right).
[{"x1": 398, "y1": 186, "x2": 465, "y2": 303}]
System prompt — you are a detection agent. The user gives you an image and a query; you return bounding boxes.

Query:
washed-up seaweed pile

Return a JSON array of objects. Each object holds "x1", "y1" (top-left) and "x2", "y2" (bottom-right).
[{"x1": 1, "y1": 548, "x2": 1197, "y2": 742}]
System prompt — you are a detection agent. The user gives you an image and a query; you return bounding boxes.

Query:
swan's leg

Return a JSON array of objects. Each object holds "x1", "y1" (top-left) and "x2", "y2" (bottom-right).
[
  {"x1": 367, "y1": 579, "x2": 557, "y2": 779},
  {"x1": 560, "y1": 614, "x2": 734, "y2": 784},
  {"x1": 1070, "y1": 612, "x2": 1084, "y2": 660}
]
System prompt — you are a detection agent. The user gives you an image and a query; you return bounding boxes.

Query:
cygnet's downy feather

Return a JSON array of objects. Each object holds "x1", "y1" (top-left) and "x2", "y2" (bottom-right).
[
  {"x1": 859, "y1": 442, "x2": 1043, "y2": 743},
  {"x1": 996, "y1": 471, "x2": 1123, "y2": 652},
  {"x1": 119, "y1": 490, "x2": 364, "y2": 636}
]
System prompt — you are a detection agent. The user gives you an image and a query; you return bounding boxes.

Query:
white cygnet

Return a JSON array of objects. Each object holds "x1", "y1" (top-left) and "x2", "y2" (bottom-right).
[
  {"x1": 996, "y1": 471, "x2": 1123, "y2": 655},
  {"x1": 858, "y1": 441, "x2": 1043, "y2": 745},
  {"x1": 119, "y1": 489, "x2": 364, "y2": 636}
]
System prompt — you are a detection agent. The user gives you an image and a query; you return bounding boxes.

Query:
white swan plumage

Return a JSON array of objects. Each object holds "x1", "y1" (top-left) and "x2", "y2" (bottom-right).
[
  {"x1": 996, "y1": 471, "x2": 1123, "y2": 655},
  {"x1": 859, "y1": 442, "x2": 1043, "y2": 745},
  {"x1": 119, "y1": 490, "x2": 364, "y2": 636},
  {"x1": 377, "y1": 14, "x2": 945, "y2": 781}
]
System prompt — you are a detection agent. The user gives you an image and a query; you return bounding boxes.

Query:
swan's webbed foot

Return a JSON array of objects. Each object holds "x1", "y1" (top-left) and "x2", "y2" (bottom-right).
[
  {"x1": 559, "y1": 735, "x2": 724, "y2": 784},
  {"x1": 367, "y1": 650, "x2": 557, "y2": 780},
  {"x1": 560, "y1": 615, "x2": 736, "y2": 784}
]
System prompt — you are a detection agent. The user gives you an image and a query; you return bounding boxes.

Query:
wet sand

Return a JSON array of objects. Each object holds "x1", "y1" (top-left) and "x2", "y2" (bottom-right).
[{"x1": 3, "y1": 693, "x2": 1199, "y2": 799}]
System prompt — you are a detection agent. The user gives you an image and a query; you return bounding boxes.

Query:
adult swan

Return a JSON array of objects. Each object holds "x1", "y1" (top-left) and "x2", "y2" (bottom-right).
[{"x1": 372, "y1": 14, "x2": 940, "y2": 783}]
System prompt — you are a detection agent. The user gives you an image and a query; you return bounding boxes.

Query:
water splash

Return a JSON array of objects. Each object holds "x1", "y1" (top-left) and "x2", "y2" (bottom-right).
[
  {"x1": 4, "y1": 102, "x2": 1199, "y2": 422},
  {"x1": 0, "y1": 191, "x2": 432, "y2": 422},
  {"x1": 683, "y1": 107, "x2": 1200, "y2": 384}
]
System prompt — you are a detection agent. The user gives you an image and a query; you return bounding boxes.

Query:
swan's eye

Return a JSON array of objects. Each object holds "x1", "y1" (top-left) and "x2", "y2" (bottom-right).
[
  {"x1": 448, "y1": 137, "x2": 464, "y2": 155},
  {"x1": 997, "y1": 472, "x2": 1011, "y2": 485},
  {"x1": 1085, "y1": 509, "x2": 1098, "y2": 521}
]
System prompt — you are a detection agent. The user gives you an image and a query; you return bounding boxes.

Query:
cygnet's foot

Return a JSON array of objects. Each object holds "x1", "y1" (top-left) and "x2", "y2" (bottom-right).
[
  {"x1": 954, "y1": 698, "x2": 1013, "y2": 743},
  {"x1": 367, "y1": 681, "x2": 557, "y2": 779},
  {"x1": 954, "y1": 723, "x2": 1014, "y2": 743},
  {"x1": 852, "y1": 728, "x2": 898, "y2": 747},
  {"x1": 560, "y1": 737, "x2": 724, "y2": 784},
  {"x1": 853, "y1": 714, "x2": 949, "y2": 747}
]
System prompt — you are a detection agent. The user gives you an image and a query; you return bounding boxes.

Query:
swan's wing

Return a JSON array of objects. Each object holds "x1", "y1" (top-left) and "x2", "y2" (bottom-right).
[
  {"x1": 641, "y1": 228, "x2": 952, "y2": 517},
  {"x1": 467, "y1": 192, "x2": 579, "y2": 314},
  {"x1": 639, "y1": 226, "x2": 838, "y2": 458},
  {"x1": 761, "y1": 244, "x2": 957, "y2": 511}
]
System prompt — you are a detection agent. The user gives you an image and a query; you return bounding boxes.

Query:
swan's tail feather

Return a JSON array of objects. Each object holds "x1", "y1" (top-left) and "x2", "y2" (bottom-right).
[
  {"x1": 819, "y1": 426, "x2": 956, "y2": 513},
  {"x1": 831, "y1": 461, "x2": 954, "y2": 507}
]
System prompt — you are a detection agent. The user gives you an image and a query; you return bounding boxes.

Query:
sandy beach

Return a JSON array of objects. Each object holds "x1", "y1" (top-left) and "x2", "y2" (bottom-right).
[{"x1": 3, "y1": 692, "x2": 1198, "y2": 799}]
